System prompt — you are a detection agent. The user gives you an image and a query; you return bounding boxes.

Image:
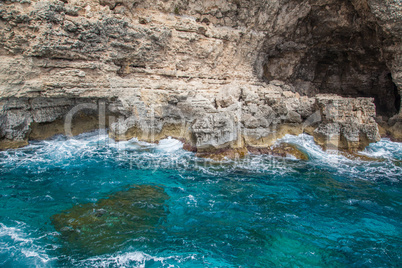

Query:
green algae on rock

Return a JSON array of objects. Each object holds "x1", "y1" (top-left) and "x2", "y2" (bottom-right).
[{"x1": 51, "y1": 185, "x2": 169, "y2": 255}]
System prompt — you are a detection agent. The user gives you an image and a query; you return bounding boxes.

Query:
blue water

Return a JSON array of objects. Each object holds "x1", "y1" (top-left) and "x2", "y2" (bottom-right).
[{"x1": 0, "y1": 132, "x2": 401, "y2": 267}]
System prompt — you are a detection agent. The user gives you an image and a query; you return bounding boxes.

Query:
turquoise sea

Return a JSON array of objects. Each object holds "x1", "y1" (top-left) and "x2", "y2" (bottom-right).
[{"x1": 0, "y1": 132, "x2": 401, "y2": 267}]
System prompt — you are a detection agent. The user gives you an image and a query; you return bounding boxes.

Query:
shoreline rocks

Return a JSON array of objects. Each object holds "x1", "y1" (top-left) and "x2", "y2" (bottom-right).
[
  {"x1": 0, "y1": 0, "x2": 401, "y2": 154},
  {"x1": 0, "y1": 92, "x2": 382, "y2": 155}
]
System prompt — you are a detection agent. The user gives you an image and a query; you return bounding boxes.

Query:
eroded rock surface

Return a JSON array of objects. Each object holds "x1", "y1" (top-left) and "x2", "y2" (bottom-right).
[{"x1": 0, "y1": 0, "x2": 401, "y2": 153}]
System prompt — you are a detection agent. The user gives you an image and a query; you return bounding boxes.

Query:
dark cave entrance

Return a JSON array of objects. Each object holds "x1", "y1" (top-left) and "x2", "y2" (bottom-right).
[
  {"x1": 308, "y1": 50, "x2": 400, "y2": 117},
  {"x1": 264, "y1": 47, "x2": 400, "y2": 117},
  {"x1": 260, "y1": 0, "x2": 401, "y2": 118}
]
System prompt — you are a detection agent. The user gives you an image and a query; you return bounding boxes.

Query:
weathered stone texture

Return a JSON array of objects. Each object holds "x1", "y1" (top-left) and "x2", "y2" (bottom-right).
[{"x1": 0, "y1": 0, "x2": 401, "y2": 153}]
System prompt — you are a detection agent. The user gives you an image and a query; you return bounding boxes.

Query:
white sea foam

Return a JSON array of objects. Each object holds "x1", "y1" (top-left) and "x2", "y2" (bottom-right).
[
  {"x1": 157, "y1": 137, "x2": 184, "y2": 153},
  {"x1": 275, "y1": 134, "x2": 349, "y2": 163},
  {"x1": 80, "y1": 251, "x2": 198, "y2": 267},
  {"x1": 81, "y1": 251, "x2": 163, "y2": 267},
  {"x1": 0, "y1": 131, "x2": 400, "y2": 181},
  {"x1": 361, "y1": 138, "x2": 402, "y2": 159},
  {"x1": 275, "y1": 134, "x2": 402, "y2": 182},
  {"x1": 0, "y1": 222, "x2": 56, "y2": 267}
]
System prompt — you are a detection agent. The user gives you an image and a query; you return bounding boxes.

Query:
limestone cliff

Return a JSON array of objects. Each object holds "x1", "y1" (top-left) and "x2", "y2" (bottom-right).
[{"x1": 0, "y1": 0, "x2": 401, "y2": 153}]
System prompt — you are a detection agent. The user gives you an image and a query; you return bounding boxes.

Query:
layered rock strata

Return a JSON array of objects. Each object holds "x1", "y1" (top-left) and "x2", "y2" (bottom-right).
[{"x1": 0, "y1": 0, "x2": 401, "y2": 153}]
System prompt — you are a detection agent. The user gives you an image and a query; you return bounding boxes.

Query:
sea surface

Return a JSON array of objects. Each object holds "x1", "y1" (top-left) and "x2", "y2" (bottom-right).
[{"x1": 0, "y1": 132, "x2": 401, "y2": 267}]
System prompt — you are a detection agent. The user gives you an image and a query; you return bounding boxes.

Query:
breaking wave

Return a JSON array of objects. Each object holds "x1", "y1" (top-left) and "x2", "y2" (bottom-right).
[
  {"x1": 0, "y1": 131, "x2": 401, "y2": 182},
  {"x1": 0, "y1": 222, "x2": 57, "y2": 267}
]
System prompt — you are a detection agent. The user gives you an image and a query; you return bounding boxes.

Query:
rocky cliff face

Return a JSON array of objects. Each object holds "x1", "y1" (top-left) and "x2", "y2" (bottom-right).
[{"x1": 0, "y1": 0, "x2": 401, "y2": 154}]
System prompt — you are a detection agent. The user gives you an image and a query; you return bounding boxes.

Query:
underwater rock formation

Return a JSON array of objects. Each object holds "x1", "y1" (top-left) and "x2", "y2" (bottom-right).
[
  {"x1": 51, "y1": 185, "x2": 169, "y2": 255},
  {"x1": 0, "y1": 0, "x2": 401, "y2": 153}
]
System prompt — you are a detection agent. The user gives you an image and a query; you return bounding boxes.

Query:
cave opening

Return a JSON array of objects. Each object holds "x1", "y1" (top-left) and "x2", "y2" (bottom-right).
[
  {"x1": 308, "y1": 50, "x2": 400, "y2": 117},
  {"x1": 263, "y1": 47, "x2": 400, "y2": 117},
  {"x1": 260, "y1": 0, "x2": 401, "y2": 118}
]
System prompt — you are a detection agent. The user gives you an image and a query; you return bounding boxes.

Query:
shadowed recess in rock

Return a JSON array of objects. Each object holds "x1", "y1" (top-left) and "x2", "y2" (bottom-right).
[
  {"x1": 51, "y1": 185, "x2": 169, "y2": 255},
  {"x1": 260, "y1": 0, "x2": 401, "y2": 117}
]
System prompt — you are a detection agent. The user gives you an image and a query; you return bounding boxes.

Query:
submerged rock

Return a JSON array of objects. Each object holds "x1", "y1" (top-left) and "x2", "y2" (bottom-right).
[
  {"x1": 248, "y1": 143, "x2": 310, "y2": 160},
  {"x1": 51, "y1": 185, "x2": 169, "y2": 255},
  {"x1": 272, "y1": 143, "x2": 310, "y2": 161},
  {"x1": 340, "y1": 152, "x2": 386, "y2": 162},
  {"x1": 196, "y1": 147, "x2": 248, "y2": 161}
]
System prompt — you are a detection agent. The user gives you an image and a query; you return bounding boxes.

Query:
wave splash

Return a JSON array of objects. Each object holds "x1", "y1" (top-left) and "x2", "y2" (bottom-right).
[
  {"x1": 277, "y1": 134, "x2": 402, "y2": 182},
  {"x1": 0, "y1": 131, "x2": 401, "y2": 182},
  {"x1": 79, "y1": 251, "x2": 203, "y2": 268},
  {"x1": 0, "y1": 222, "x2": 57, "y2": 267}
]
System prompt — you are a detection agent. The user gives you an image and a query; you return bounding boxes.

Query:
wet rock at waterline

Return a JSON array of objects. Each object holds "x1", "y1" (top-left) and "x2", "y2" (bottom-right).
[
  {"x1": 51, "y1": 185, "x2": 169, "y2": 255},
  {"x1": 248, "y1": 143, "x2": 310, "y2": 160}
]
